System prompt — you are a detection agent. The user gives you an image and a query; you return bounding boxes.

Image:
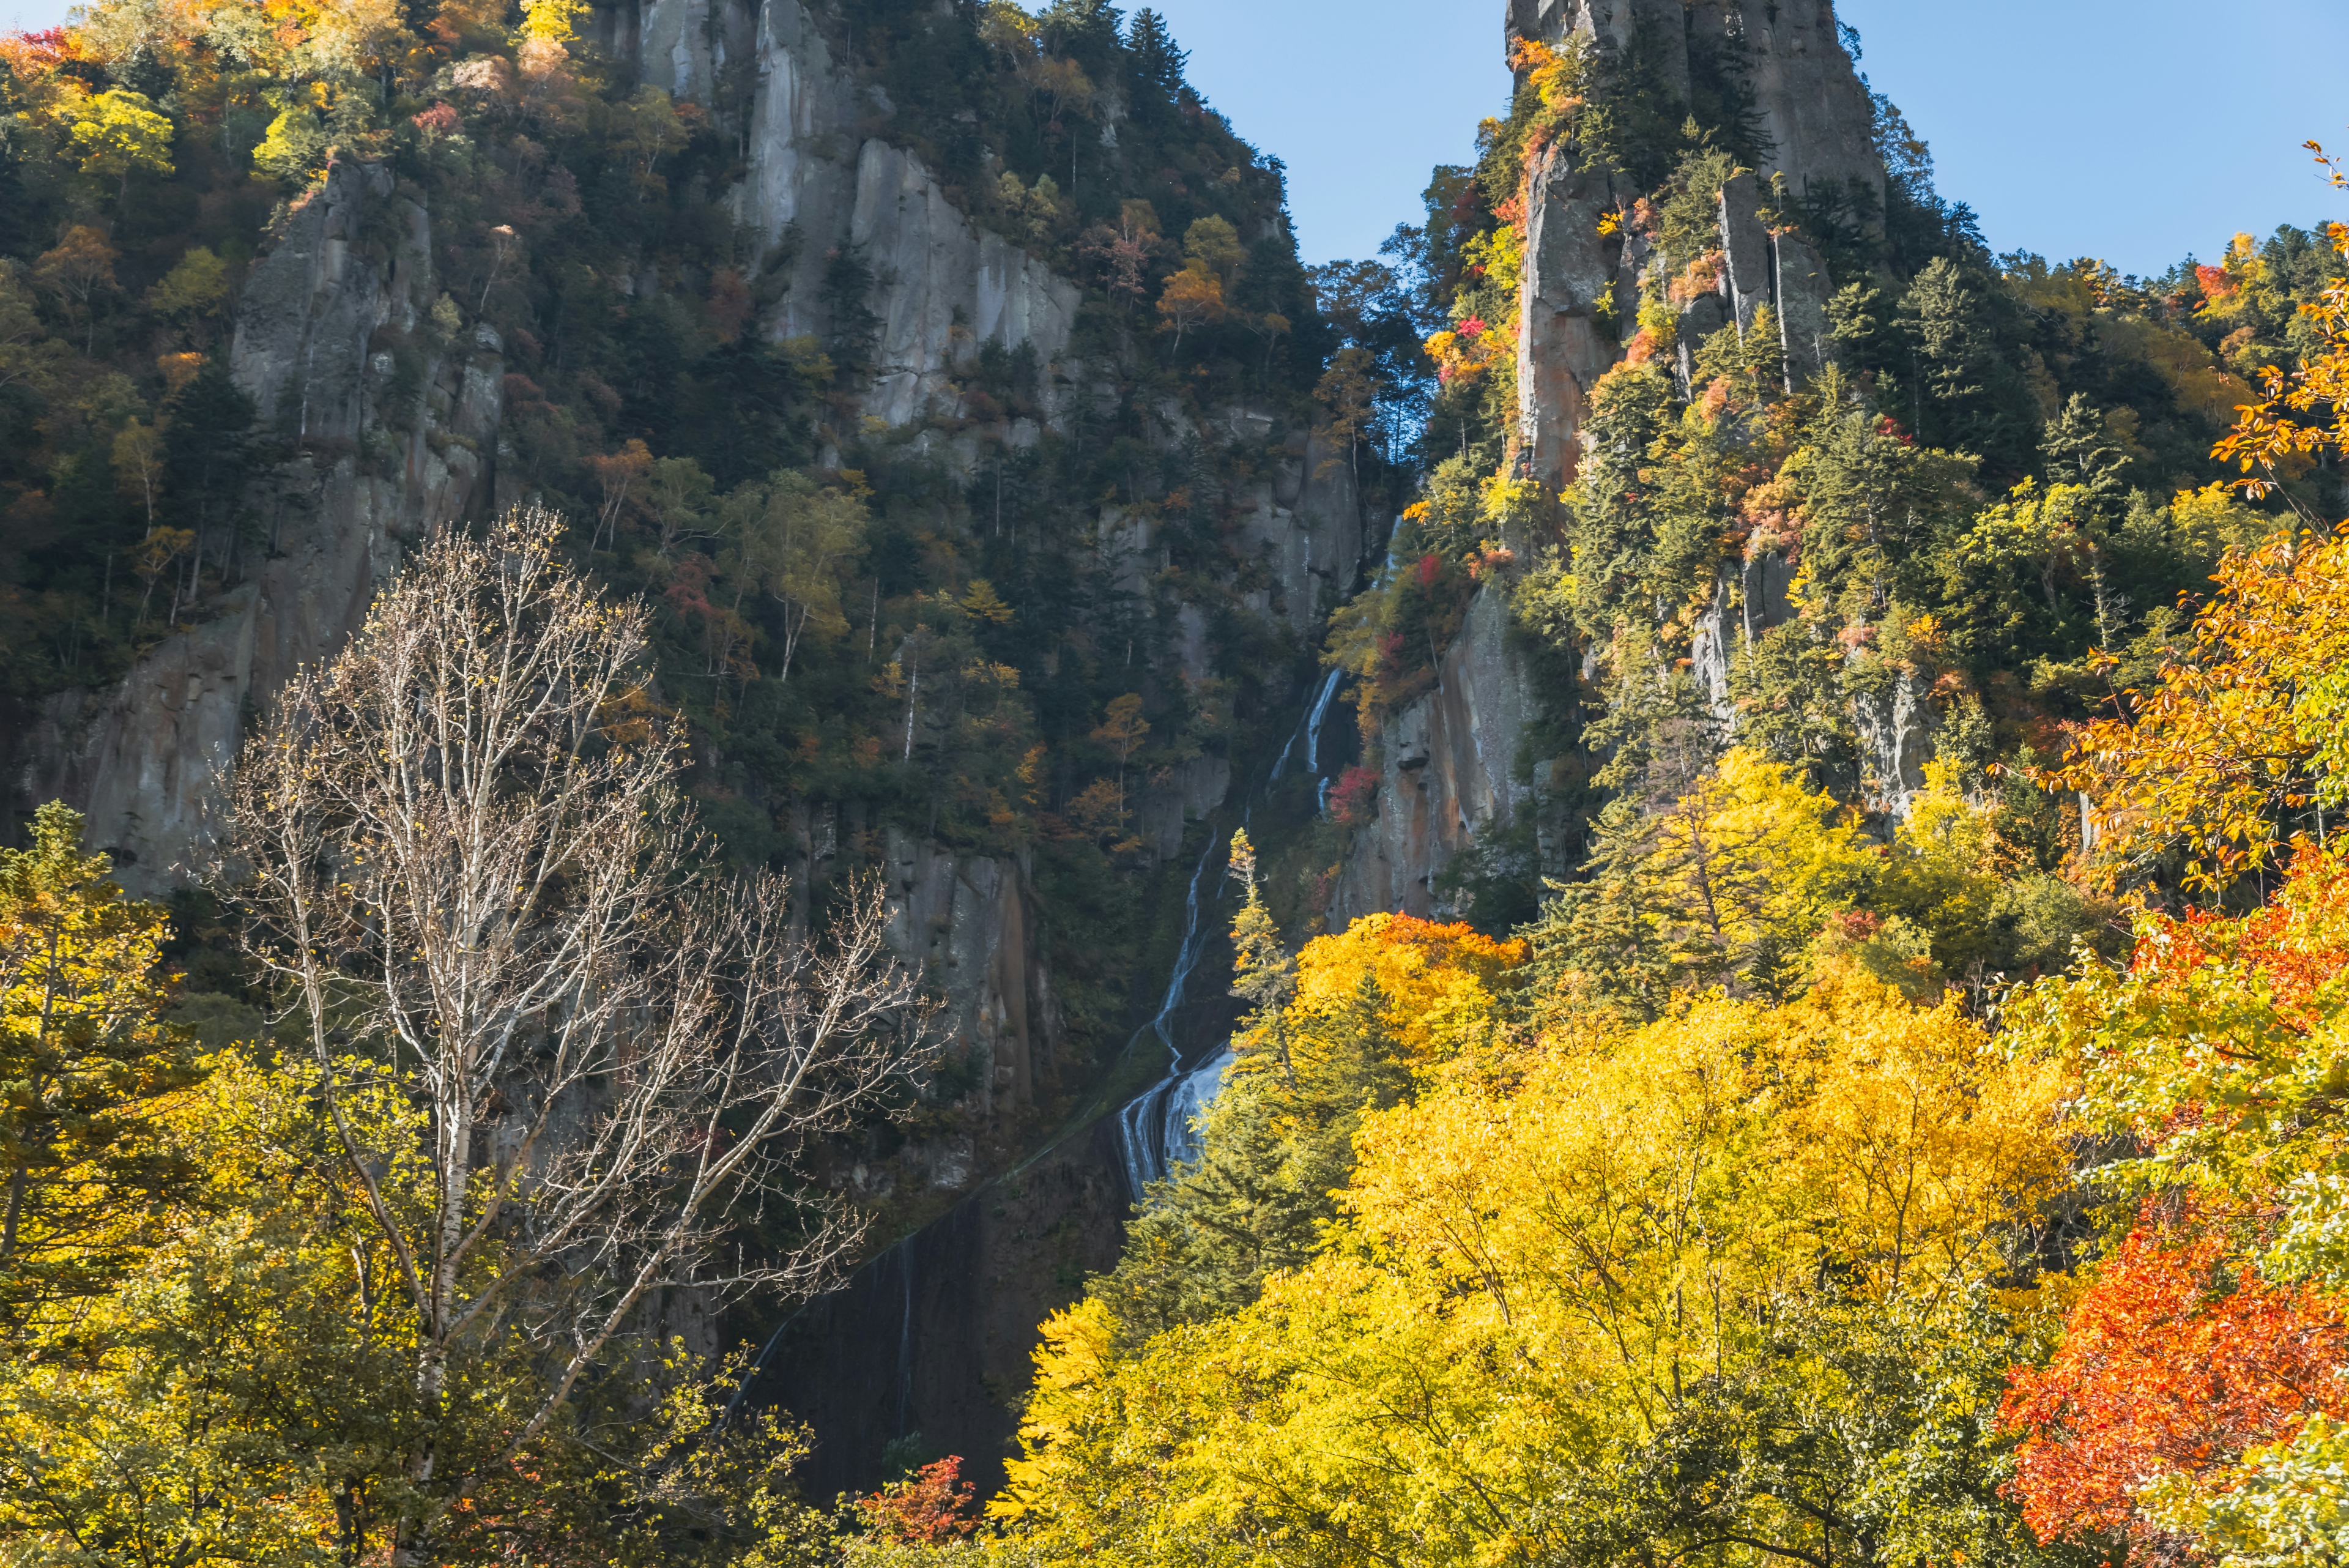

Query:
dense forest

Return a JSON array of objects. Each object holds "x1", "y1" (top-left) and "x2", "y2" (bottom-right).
[{"x1": 7, "y1": 0, "x2": 2349, "y2": 1562}]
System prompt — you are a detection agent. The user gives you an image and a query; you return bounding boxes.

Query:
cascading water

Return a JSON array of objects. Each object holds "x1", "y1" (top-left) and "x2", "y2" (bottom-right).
[
  {"x1": 1303, "y1": 666, "x2": 1343, "y2": 774},
  {"x1": 736, "y1": 548, "x2": 1389, "y2": 1486},
  {"x1": 1110, "y1": 664, "x2": 1354, "y2": 1198},
  {"x1": 1110, "y1": 842, "x2": 1226, "y2": 1195}
]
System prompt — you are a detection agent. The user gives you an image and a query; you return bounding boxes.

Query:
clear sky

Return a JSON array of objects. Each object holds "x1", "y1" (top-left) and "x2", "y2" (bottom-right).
[
  {"x1": 1149, "y1": 0, "x2": 2349, "y2": 277},
  {"x1": 6, "y1": 0, "x2": 2343, "y2": 277}
]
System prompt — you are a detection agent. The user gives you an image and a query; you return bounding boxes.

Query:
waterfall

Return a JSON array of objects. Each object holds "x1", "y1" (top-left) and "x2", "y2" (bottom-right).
[
  {"x1": 1111, "y1": 839, "x2": 1228, "y2": 1195},
  {"x1": 1111, "y1": 665, "x2": 1353, "y2": 1198},
  {"x1": 1303, "y1": 666, "x2": 1343, "y2": 775}
]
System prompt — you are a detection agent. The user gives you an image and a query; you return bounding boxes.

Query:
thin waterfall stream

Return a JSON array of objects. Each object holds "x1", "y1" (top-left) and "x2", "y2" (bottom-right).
[
  {"x1": 734, "y1": 663, "x2": 1357, "y2": 1478},
  {"x1": 1111, "y1": 664, "x2": 1349, "y2": 1195}
]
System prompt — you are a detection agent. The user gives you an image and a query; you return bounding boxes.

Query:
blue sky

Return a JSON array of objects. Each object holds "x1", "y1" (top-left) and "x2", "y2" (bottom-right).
[
  {"x1": 7, "y1": 0, "x2": 2343, "y2": 277},
  {"x1": 1147, "y1": 0, "x2": 2349, "y2": 277}
]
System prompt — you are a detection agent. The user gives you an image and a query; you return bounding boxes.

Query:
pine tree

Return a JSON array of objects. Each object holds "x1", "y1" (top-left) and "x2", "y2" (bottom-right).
[
  {"x1": 1124, "y1": 8, "x2": 1187, "y2": 109},
  {"x1": 2041, "y1": 392, "x2": 2130, "y2": 517}
]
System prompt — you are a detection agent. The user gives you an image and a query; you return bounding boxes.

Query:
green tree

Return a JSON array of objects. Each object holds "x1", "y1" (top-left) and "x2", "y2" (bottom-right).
[
  {"x1": 727, "y1": 469, "x2": 870, "y2": 684},
  {"x1": 0, "y1": 263, "x2": 65, "y2": 399},
  {"x1": 143, "y1": 246, "x2": 230, "y2": 330}
]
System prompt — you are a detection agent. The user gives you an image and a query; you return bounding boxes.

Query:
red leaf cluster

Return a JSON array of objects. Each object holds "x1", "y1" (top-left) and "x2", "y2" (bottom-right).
[
  {"x1": 2003, "y1": 1207, "x2": 2349, "y2": 1559},
  {"x1": 1328, "y1": 765, "x2": 1380, "y2": 829},
  {"x1": 2128, "y1": 842, "x2": 2349, "y2": 1036},
  {"x1": 853, "y1": 1456, "x2": 979, "y2": 1545}
]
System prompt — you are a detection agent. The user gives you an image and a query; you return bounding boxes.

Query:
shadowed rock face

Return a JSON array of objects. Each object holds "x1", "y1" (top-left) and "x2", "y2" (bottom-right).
[{"x1": 750, "y1": 1118, "x2": 1132, "y2": 1501}]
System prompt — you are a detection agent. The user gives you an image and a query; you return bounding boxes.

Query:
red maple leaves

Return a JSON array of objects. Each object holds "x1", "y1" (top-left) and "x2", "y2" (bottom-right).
[
  {"x1": 853, "y1": 1456, "x2": 979, "y2": 1545},
  {"x1": 2005, "y1": 1207, "x2": 2348, "y2": 1558}
]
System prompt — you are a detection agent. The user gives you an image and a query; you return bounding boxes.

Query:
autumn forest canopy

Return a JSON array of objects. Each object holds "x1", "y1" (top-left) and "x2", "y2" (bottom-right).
[{"x1": 7, "y1": 0, "x2": 2349, "y2": 1564}]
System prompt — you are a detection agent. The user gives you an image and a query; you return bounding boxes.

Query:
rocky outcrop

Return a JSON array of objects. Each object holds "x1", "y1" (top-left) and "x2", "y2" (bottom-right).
[
  {"x1": 878, "y1": 828, "x2": 1066, "y2": 1155},
  {"x1": 20, "y1": 162, "x2": 503, "y2": 893},
  {"x1": 1853, "y1": 665, "x2": 1932, "y2": 818},
  {"x1": 1233, "y1": 423, "x2": 1366, "y2": 636},
  {"x1": 1330, "y1": 586, "x2": 1540, "y2": 923},
  {"x1": 1510, "y1": 2, "x2": 1879, "y2": 491},
  {"x1": 1506, "y1": 1, "x2": 1882, "y2": 205},
  {"x1": 1348, "y1": 0, "x2": 1888, "y2": 913},
  {"x1": 1517, "y1": 144, "x2": 1621, "y2": 496},
  {"x1": 719, "y1": 0, "x2": 1083, "y2": 431}
]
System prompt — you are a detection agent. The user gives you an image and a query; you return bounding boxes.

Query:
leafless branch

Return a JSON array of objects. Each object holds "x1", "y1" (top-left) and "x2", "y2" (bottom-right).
[{"x1": 223, "y1": 505, "x2": 939, "y2": 1562}]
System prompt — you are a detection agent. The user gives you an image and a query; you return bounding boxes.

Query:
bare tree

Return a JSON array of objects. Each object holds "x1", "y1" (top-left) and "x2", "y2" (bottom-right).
[{"x1": 225, "y1": 506, "x2": 936, "y2": 1564}]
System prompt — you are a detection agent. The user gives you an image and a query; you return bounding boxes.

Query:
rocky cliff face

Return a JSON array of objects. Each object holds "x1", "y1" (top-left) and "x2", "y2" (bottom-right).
[
  {"x1": 23, "y1": 0, "x2": 1360, "y2": 1048},
  {"x1": 1511, "y1": 0, "x2": 1878, "y2": 496},
  {"x1": 20, "y1": 163, "x2": 505, "y2": 895},
  {"x1": 647, "y1": 0, "x2": 1354, "y2": 1115},
  {"x1": 1337, "y1": 0, "x2": 1891, "y2": 923},
  {"x1": 1330, "y1": 585, "x2": 1543, "y2": 921},
  {"x1": 15, "y1": 2, "x2": 1363, "y2": 1419}
]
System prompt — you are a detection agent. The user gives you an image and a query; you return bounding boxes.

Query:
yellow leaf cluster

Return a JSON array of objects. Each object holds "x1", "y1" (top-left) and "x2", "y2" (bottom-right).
[{"x1": 1000, "y1": 971, "x2": 2069, "y2": 1566}]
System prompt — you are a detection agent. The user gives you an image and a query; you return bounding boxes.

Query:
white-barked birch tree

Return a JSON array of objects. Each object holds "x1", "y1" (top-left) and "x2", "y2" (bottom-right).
[{"x1": 225, "y1": 506, "x2": 935, "y2": 1562}]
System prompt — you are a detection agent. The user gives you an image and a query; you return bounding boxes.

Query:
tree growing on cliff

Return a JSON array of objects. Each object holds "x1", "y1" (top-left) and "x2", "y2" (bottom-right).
[{"x1": 226, "y1": 507, "x2": 938, "y2": 1564}]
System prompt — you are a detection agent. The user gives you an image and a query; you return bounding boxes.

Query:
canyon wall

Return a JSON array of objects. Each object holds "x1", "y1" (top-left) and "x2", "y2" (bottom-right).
[{"x1": 13, "y1": 0, "x2": 1368, "y2": 1486}]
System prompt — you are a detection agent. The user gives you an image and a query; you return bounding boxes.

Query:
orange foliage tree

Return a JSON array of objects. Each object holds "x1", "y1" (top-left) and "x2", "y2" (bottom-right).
[
  {"x1": 2003, "y1": 1209, "x2": 2349, "y2": 1560},
  {"x1": 2003, "y1": 844, "x2": 2349, "y2": 1559},
  {"x1": 2043, "y1": 527, "x2": 2349, "y2": 893},
  {"x1": 2211, "y1": 152, "x2": 2349, "y2": 499}
]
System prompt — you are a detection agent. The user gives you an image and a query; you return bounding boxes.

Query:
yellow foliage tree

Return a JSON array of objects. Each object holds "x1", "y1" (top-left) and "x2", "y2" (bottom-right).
[
  {"x1": 1090, "y1": 693, "x2": 1149, "y2": 818},
  {"x1": 1156, "y1": 265, "x2": 1223, "y2": 354},
  {"x1": 0, "y1": 803, "x2": 198, "y2": 1334},
  {"x1": 0, "y1": 1053, "x2": 407, "y2": 1559},
  {"x1": 724, "y1": 469, "x2": 869, "y2": 685},
  {"x1": 2211, "y1": 167, "x2": 2349, "y2": 498},
  {"x1": 1575, "y1": 746, "x2": 1872, "y2": 997},
  {"x1": 32, "y1": 226, "x2": 117, "y2": 356},
  {"x1": 1001, "y1": 974, "x2": 2070, "y2": 1567},
  {"x1": 66, "y1": 89, "x2": 172, "y2": 201}
]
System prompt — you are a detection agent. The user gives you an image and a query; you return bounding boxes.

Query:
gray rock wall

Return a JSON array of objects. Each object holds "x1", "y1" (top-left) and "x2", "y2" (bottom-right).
[
  {"x1": 20, "y1": 162, "x2": 503, "y2": 893},
  {"x1": 1329, "y1": 586, "x2": 1536, "y2": 923},
  {"x1": 721, "y1": 0, "x2": 1081, "y2": 432},
  {"x1": 879, "y1": 827, "x2": 1066, "y2": 1159}
]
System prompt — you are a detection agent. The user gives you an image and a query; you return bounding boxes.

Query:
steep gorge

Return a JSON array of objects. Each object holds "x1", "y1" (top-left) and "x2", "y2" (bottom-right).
[
  {"x1": 7, "y1": 0, "x2": 1379, "y2": 1494},
  {"x1": 4, "y1": 0, "x2": 2299, "y2": 1507}
]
